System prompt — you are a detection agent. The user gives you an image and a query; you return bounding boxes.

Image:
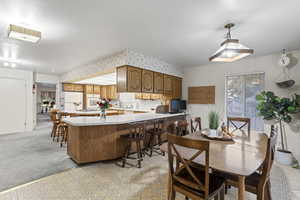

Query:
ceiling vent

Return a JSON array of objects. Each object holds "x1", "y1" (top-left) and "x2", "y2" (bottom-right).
[{"x1": 8, "y1": 24, "x2": 41, "y2": 43}]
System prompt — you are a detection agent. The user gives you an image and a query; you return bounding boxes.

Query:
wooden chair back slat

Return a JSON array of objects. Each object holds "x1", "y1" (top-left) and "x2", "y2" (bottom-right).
[
  {"x1": 191, "y1": 117, "x2": 202, "y2": 133},
  {"x1": 227, "y1": 117, "x2": 251, "y2": 136},
  {"x1": 167, "y1": 134, "x2": 210, "y2": 198},
  {"x1": 260, "y1": 125, "x2": 278, "y2": 185}
]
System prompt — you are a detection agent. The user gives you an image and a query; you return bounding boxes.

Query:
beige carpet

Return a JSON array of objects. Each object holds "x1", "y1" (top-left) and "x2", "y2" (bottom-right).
[{"x1": 0, "y1": 155, "x2": 290, "y2": 200}]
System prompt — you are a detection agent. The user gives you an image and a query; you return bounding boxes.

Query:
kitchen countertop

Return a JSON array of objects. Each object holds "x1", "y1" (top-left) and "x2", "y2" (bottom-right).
[
  {"x1": 63, "y1": 112, "x2": 185, "y2": 126},
  {"x1": 63, "y1": 110, "x2": 118, "y2": 114},
  {"x1": 108, "y1": 107, "x2": 154, "y2": 112}
]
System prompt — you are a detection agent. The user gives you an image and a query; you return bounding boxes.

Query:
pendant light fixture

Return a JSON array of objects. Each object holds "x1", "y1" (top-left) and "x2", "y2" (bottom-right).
[{"x1": 209, "y1": 23, "x2": 254, "y2": 62}]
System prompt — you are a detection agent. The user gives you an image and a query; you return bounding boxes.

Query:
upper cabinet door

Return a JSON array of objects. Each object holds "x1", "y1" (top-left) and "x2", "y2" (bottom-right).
[
  {"x1": 164, "y1": 75, "x2": 173, "y2": 95},
  {"x1": 117, "y1": 66, "x2": 127, "y2": 93},
  {"x1": 142, "y1": 70, "x2": 154, "y2": 93},
  {"x1": 100, "y1": 86, "x2": 107, "y2": 99},
  {"x1": 172, "y1": 77, "x2": 182, "y2": 99},
  {"x1": 93, "y1": 85, "x2": 101, "y2": 94},
  {"x1": 127, "y1": 67, "x2": 142, "y2": 92},
  {"x1": 85, "y1": 85, "x2": 94, "y2": 94},
  {"x1": 73, "y1": 84, "x2": 84, "y2": 92},
  {"x1": 63, "y1": 83, "x2": 73, "y2": 92},
  {"x1": 154, "y1": 72, "x2": 164, "y2": 94},
  {"x1": 111, "y1": 85, "x2": 118, "y2": 100},
  {"x1": 63, "y1": 83, "x2": 83, "y2": 92}
]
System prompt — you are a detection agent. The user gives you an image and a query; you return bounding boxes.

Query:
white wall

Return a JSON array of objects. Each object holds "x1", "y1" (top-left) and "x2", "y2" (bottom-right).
[
  {"x1": 183, "y1": 50, "x2": 300, "y2": 160},
  {"x1": 0, "y1": 68, "x2": 34, "y2": 132},
  {"x1": 61, "y1": 49, "x2": 183, "y2": 82},
  {"x1": 35, "y1": 73, "x2": 60, "y2": 84}
]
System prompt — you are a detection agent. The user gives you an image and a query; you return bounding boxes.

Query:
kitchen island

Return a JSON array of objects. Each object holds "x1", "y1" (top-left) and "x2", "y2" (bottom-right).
[{"x1": 63, "y1": 113, "x2": 186, "y2": 164}]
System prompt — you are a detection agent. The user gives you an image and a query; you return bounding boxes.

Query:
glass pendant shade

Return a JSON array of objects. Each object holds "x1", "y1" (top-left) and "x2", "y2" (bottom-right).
[{"x1": 209, "y1": 39, "x2": 254, "y2": 62}]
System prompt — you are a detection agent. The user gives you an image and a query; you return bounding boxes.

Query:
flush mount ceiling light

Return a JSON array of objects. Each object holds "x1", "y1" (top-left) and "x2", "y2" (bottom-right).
[
  {"x1": 209, "y1": 23, "x2": 253, "y2": 62},
  {"x1": 8, "y1": 24, "x2": 41, "y2": 43}
]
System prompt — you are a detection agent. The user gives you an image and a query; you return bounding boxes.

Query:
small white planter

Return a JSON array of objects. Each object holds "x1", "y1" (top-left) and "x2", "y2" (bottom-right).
[
  {"x1": 209, "y1": 129, "x2": 218, "y2": 137},
  {"x1": 276, "y1": 149, "x2": 293, "y2": 166}
]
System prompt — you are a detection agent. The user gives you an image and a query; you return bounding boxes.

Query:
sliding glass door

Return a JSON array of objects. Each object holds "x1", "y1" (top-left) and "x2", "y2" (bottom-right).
[{"x1": 226, "y1": 73, "x2": 265, "y2": 131}]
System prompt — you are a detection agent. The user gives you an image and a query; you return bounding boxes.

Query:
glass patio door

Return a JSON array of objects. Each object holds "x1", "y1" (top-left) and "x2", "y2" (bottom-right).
[{"x1": 226, "y1": 73, "x2": 265, "y2": 131}]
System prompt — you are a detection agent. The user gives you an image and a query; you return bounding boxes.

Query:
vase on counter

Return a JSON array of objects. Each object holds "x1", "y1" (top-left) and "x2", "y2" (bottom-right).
[{"x1": 100, "y1": 108, "x2": 106, "y2": 119}]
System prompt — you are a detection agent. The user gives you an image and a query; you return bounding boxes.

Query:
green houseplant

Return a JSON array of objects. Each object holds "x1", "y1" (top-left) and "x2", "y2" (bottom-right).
[
  {"x1": 209, "y1": 111, "x2": 219, "y2": 130},
  {"x1": 256, "y1": 91, "x2": 300, "y2": 166}
]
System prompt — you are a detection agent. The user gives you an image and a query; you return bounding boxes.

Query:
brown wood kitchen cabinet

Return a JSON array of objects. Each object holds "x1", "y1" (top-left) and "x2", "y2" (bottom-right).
[
  {"x1": 154, "y1": 72, "x2": 164, "y2": 94},
  {"x1": 117, "y1": 66, "x2": 142, "y2": 93},
  {"x1": 85, "y1": 85, "x2": 94, "y2": 94},
  {"x1": 110, "y1": 85, "x2": 118, "y2": 100},
  {"x1": 142, "y1": 70, "x2": 154, "y2": 93},
  {"x1": 93, "y1": 85, "x2": 101, "y2": 94},
  {"x1": 100, "y1": 86, "x2": 107, "y2": 99},
  {"x1": 100, "y1": 85, "x2": 117, "y2": 100},
  {"x1": 116, "y1": 65, "x2": 182, "y2": 100},
  {"x1": 63, "y1": 83, "x2": 84, "y2": 92},
  {"x1": 172, "y1": 77, "x2": 182, "y2": 99},
  {"x1": 163, "y1": 74, "x2": 173, "y2": 95}
]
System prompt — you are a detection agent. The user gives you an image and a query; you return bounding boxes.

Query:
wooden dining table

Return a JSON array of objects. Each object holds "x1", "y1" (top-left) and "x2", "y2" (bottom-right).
[{"x1": 161, "y1": 130, "x2": 268, "y2": 200}]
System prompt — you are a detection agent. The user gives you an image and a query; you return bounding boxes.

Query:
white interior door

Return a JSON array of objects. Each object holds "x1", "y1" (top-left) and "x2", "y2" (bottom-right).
[{"x1": 0, "y1": 78, "x2": 27, "y2": 134}]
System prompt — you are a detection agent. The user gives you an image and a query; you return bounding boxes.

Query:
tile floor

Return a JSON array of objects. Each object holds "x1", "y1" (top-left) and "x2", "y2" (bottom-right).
[{"x1": 0, "y1": 155, "x2": 293, "y2": 200}]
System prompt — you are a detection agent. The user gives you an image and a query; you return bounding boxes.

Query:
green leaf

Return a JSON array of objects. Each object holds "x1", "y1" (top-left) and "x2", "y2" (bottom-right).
[
  {"x1": 287, "y1": 106, "x2": 296, "y2": 112},
  {"x1": 256, "y1": 94, "x2": 264, "y2": 101}
]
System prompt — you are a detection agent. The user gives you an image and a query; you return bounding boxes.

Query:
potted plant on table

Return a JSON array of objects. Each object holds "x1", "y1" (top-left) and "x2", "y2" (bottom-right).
[
  {"x1": 256, "y1": 91, "x2": 300, "y2": 166},
  {"x1": 97, "y1": 99, "x2": 111, "y2": 119},
  {"x1": 208, "y1": 111, "x2": 219, "y2": 137}
]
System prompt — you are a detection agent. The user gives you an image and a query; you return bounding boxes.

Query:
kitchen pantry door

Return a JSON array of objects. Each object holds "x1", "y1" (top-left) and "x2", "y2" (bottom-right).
[{"x1": 0, "y1": 78, "x2": 27, "y2": 134}]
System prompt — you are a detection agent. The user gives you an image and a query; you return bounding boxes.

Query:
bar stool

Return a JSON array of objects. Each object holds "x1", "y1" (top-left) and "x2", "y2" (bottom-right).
[
  {"x1": 50, "y1": 110, "x2": 60, "y2": 138},
  {"x1": 58, "y1": 112, "x2": 69, "y2": 147},
  {"x1": 121, "y1": 122, "x2": 146, "y2": 168},
  {"x1": 175, "y1": 119, "x2": 189, "y2": 136},
  {"x1": 146, "y1": 120, "x2": 165, "y2": 157}
]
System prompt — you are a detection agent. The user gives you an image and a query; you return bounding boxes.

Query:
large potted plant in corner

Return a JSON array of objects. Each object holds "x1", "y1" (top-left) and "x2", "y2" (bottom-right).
[
  {"x1": 256, "y1": 91, "x2": 300, "y2": 166},
  {"x1": 208, "y1": 111, "x2": 219, "y2": 137}
]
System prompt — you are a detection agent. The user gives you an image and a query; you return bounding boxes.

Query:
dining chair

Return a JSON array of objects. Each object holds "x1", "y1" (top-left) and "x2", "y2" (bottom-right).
[
  {"x1": 190, "y1": 117, "x2": 202, "y2": 133},
  {"x1": 227, "y1": 117, "x2": 251, "y2": 136},
  {"x1": 167, "y1": 134, "x2": 225, "y2": 200},
  {"x1": 220, "y1": 125, "x2": 278, "y2": 200},
  {"x1": 121, "y1": 122, "x2": 147, "y2": 168},
  {"x1": 145, "y1": 120, "x2": 165, "y2": 157}
]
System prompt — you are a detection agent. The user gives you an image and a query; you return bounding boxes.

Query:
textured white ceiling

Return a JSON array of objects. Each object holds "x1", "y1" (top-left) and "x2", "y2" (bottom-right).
[{"x1": 0, "y1": 0, "x2": 299, "y2": 74}]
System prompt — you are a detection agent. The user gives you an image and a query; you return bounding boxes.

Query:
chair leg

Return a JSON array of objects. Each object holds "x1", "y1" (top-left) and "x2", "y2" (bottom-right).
[
  {"x1": 122, "y1": 140, "x2": 130, "y2": 168},
  {"x1": 265, "y1": 181, "x2": 272, "y2": 200},
  {"x1": 220, "y1": 184, "x2": 225, "y2": 200},
  {"x1": 214, "y1": 193, "x2": 219, "y2": 200},
  {"x1": 53, "y1": 125, "x2": 60, "y2": 142},
  {"x1": 149, "y1": 134, "x2": 155, "y2": 157},
  {"x1": 51, "y1": 124, "x2": 56, "y2": 137},
  {"x1": 56, "y1": 126, "x2": 61, "y2": 142},
  {"x1": 169, "y1": 188, "x2": 176, "y2": 200},
  {"x1": 136, "y1": 140, "x2": 142, "y2": 168},
  {"x1": 60, "y1": 127, "x2": 66, "y2": 147}
]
